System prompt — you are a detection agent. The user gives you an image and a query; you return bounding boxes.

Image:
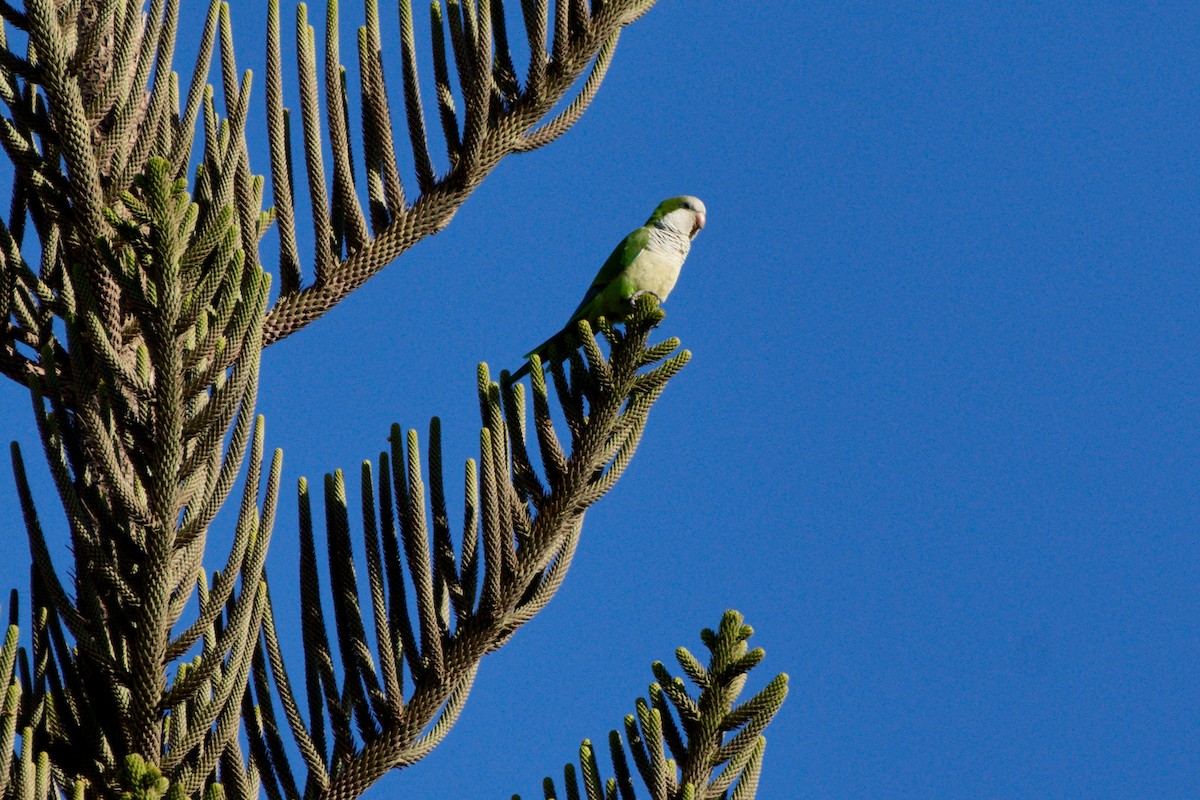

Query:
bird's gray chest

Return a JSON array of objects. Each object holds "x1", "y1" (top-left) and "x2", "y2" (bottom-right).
[{"x1": 627, "y1": 229, "x2": 691, "y2": 302}]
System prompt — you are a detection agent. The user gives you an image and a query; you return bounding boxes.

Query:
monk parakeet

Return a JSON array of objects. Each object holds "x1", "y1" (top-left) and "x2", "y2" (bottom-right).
[{"x1": 509, "y1": 195, "x2": 706, "y2": 381}]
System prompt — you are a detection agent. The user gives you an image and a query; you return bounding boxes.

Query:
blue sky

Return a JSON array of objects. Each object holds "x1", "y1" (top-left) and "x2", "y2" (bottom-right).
[{"x1": 1, "y1": 1, "x2": 1198, "y2": 798}]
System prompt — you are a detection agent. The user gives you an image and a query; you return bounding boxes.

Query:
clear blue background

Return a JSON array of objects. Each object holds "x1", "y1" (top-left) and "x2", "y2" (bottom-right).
[{"x1": 1, "y1": 2, "x2": 1197, "y2": 797}]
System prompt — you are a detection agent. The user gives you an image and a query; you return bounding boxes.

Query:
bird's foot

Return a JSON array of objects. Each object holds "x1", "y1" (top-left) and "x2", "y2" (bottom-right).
[
  {"x1": 627, "y1": 290, "x2": 664, "y2": 328},
  {"x1": 628, "y1": 289, "x2": 663, "y2": 308}
]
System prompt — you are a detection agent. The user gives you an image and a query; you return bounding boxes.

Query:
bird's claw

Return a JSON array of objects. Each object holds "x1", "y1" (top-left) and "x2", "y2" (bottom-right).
[
  {"x1": 627, "y1": 290, "x2": 664, "y2": 328},
  {"x1": 629, "y1": 290, "x2": 663, "y2": 307}
]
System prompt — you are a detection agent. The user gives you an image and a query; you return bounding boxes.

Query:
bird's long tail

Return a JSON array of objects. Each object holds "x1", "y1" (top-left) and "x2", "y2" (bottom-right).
[{"x1": 507, "y1": 329, "x2": 569, "y2": 383}]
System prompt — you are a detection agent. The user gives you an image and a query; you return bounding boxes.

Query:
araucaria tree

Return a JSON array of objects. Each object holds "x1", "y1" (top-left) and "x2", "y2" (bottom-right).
[{"x1": 0, "y1": 1, "x2": 786, "y2": 798}]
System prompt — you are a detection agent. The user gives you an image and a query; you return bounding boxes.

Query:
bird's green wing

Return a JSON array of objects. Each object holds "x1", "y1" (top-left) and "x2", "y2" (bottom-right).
[
  {"x1": 567, "y1": 225, "x2": 650, "y2": 321},
  {"x1": 512, "y1": 226, "x2": 651, "y2": 377}
]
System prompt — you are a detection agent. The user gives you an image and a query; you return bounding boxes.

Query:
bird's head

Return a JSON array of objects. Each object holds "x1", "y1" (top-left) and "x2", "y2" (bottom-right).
[{"x1": 648, "y1": 196, "x2": 706, "y2": 239}]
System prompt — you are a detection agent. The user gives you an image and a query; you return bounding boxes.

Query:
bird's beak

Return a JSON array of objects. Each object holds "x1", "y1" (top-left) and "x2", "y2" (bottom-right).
[{"x1": 692, "y1": 212, "x2": 706, "y2": 237}]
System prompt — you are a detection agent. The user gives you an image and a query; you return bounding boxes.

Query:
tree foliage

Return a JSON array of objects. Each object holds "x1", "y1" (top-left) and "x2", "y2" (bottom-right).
[
  {"x1": 521, "y1": 611, "x2": 788, "y2": 800},
  {"x1": 0, "y1": 1, "x2": 786, "y2": 799}
]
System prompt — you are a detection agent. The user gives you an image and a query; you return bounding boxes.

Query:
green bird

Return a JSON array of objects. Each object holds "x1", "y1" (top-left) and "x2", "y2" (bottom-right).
[{"x1": 509, "y1": 195, "x2": 707, "y2": 381}]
